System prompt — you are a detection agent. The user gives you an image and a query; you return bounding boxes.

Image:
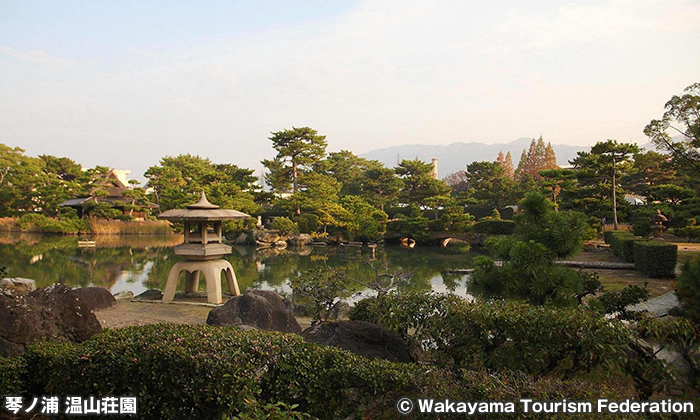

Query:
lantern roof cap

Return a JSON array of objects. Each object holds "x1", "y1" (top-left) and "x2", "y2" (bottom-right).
[
  {"x1": 187, "y1": 191, "x2": 219, "y2": 209},
  {"x1": 157, "y1": 192, "x2": 251, "y2": 221}
]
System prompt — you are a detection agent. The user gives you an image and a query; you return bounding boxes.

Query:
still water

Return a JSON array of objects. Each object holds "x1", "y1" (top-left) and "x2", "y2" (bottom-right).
[{"x1": 0, "y1": 234, "x2": 481, "y2": 301}]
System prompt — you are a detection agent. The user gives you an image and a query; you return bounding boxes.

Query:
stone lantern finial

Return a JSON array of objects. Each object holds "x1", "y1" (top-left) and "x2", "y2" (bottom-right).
[{"x1": 187, "y1": 191, "x2": 219, "y2": 209}]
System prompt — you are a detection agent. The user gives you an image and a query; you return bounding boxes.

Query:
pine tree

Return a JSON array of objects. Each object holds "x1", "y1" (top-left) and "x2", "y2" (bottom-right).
[
  {"x1": 515, "y1": 150, "x2": 528, "y2": 180},
  {"x1": 496, "y1": 151, "x2": 505, "y2": 166},
  {"x1": 525, "y1": 139, "x2": 539, "y2": 178},
  {"x1": 544, "y1": 142, "x2": 558, "y2": 170},
  {"x1": 535, "y1": 136, "x2": 547, "y2": 171}
]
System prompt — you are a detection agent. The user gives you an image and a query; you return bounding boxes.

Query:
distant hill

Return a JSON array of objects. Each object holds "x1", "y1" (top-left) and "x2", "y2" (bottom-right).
[{"x1": 359, "y1": 138, "x2": 588, "y2": 179}]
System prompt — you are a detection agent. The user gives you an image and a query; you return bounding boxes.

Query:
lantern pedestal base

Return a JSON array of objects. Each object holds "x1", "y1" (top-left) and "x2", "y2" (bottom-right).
[{"x1": 163, "y1": 259, "x2": 240, "y2": 304}]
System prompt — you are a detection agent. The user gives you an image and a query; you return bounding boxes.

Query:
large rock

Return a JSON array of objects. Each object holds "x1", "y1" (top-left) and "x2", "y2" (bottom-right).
[
  {"x1": 133, "y1": 289, "x2": 164, "y2": 301},
  {"x1": 302, "y1": 320, "x2": 412, "y2": 363},
  {"x1": 113, "y1": 290, "x2": 134, "y2": 300},
  {"x1": 0, "y1": 278, "x2": 36, "y2": 295},
  {"x1": 74, "y1": 287, "x2": 117, "y2": 311},
  {"x1": 287, "y1": 234, "x2": 313, "y2": 247},
  {"x1": 0, "y1": 284, "x2": 102, "y2": 357},
  {"x1": 206, "y1": 290, "x2": 301, "y2": 334}
]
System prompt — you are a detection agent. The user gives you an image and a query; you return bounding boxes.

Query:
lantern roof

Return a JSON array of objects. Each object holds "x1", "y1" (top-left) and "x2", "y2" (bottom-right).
[{"x1": 157, "y1": 192, "x2": 251, "y2": 221}]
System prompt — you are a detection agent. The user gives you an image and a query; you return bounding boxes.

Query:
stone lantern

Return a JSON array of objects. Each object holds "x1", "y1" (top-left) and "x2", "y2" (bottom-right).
[{"x1": 157, "y1": 192, "x2": 250, "y2": 304}]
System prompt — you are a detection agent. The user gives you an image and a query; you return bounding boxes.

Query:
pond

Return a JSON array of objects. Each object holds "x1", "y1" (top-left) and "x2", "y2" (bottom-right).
[{"x1": 0, "y1": 234, "x2": 482, "y2": 302}]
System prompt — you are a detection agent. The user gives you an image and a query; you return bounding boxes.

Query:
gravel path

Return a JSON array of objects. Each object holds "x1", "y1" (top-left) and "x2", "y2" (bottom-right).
[{"x1": 629, "y1": 292, "x2": 679, "y2": 316}]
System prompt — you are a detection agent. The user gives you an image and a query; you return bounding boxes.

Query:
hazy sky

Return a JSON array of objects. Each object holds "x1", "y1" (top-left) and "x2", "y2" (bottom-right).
[{"x1": 1, "y1": 0, "x2": 699, "y2": 182}]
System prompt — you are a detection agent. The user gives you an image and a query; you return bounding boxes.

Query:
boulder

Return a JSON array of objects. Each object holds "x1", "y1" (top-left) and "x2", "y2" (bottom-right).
[
  {"x1": 273, "y1": 240, "x2": 288, "y2": 249},
  {"x1": 0, "y1": 278, "x2": 36, "y2": 295},
  {"x1": 74, "y1": 287, "x2": 116, "y2": 311},
  {"x1": 287, "y1": 234, "x2": 313, "y2": 247},
  {"x1": 113, "y1": 290, "x2": 134, "y2": 300},
  {"x1": 206, "y1": 289, "x2": 301, "y2": 334},
  {"x1": 302, "y1": 320, "x2": 412, "y2": 363},
  {"x1": 133, "y1": 289, "x2": 164, "y2": 301},
  {"x1": 255, "y1": 230, "x2": 283, "y2": 245},
  {"x1": 0, "y1": 284, "x2": 102, "y2": 357}
]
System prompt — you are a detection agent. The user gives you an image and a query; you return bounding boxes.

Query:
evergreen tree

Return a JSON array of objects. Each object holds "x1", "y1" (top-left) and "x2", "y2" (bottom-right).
[
  {"x1": 261, "y1": 126, "x2": 327, "y2": 213},
  {"x1": 544, "y1": 142, "x2": 558, "y2": 170},
  {"x1": 395, "y1": 159, "x2": 450, "y2": 207},
  {"x1": 361, "y1": 167, "x2": 402, "y2": 211},
  {"x1": 503, "y1": 151, "x2": 515, "y2": 179},
  {"x1": 570, "y1": 140, "x2": 638, "y2": 229},
  {"x1": 514, "y1": 149, "x2": 528, "y2": 180}
]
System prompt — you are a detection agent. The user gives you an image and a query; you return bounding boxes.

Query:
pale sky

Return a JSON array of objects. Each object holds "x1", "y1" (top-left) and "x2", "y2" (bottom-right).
[{"x1": 1, "y1": 0, "x2": 699, "y2": 183}]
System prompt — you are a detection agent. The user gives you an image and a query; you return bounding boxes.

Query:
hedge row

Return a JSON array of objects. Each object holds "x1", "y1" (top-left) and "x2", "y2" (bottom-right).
[
  {"x1": 472, "y1": 219, "x2": 516, "y2": 235},
  {"x1": 606, "y1": 231, "x2": 634, "y2": 259},
  {"x1": 633, "y1": 241, "x2": 678, "y2": 278},
  {"x1": 604, "y1": 231, "x2": 677, "y2": 276},
  {"x1": 2, "y1": 323, "x2": 632, "y2": 419}
]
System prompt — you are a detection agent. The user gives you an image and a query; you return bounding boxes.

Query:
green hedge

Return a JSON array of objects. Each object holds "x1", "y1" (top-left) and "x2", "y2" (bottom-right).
[
  {"x1": 620, "y1": 237, "x2": 643, "y2": 263},
  {"x1": 12, "y1": 323, "x2": 633, "y2": 419},
  {"x1": 472, "y1": 219, "x2": 516, "y2": 235},
  {"x1": 633, "y1": 241, "x2": 678, "y2": 278},
  {"x1": 607, "y1": 231, "x2": 634, "y2": 258},
  {"x1": 21, "y1": 324, "x2": 419, "y2": 419}
]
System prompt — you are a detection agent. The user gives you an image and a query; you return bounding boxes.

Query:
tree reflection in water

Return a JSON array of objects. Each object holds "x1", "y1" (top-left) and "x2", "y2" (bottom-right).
[{"x1": 0, "y1": 234, "x2": 481, "y2": 299}]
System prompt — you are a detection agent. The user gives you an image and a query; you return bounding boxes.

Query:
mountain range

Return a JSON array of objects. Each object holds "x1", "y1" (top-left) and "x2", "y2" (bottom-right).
[{"x1": 359, "y1": 137, "x2": 588, "y2": 179}]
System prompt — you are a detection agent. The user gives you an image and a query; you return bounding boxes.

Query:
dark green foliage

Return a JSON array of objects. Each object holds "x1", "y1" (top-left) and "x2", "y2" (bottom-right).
[
  {"x1": 272, "y1": 217, "x2": 299, "y2": 235},
  {"x1": 675, "y1": 256, "x2": 700, "y2": 324},
  {"x1": 0, "y1": 356, "x2": 25, "y2": 395},
  {"x1": 14, "y1": 213, "x2": 90, "y2": 234},
  {"x1": 471, "y1": 219, "x2": 515, "y2": 234},
  {"x1": 515, "y1": 193, "x2": 588, "y2": 259},
  {"x1": 620, "y1": 237, "x2": 642, "y2": 263},
  {"x1": 351, "y1": 292, "x2": 630, "y2": 379},
  {"x1": 630, "y1": 215, "x2": 652, "y2": 237},
  {"x1": 603, "y1": 230, "x2": 616, "y2": 244},
  {"x1": 290, "y1": 267, "x2": 349, "y2": 325},
  {"x1": 386, "y1": 204, "x2": 429, "y2": 241},
  {"x1": 470, "y1": 193, "x2": 592, "y2": 306},
  {"x1": 22, "y1": 324, "x2": 418, "y2": 419},
  {"x1": 676, "y1": 223, "x2": 700, "y2": 243},
  {"x1": 597, "y1": 285, "x2": 650, "y2": 319},
  {"x1": 229, "y1": 398, "x2": 313, "y2": 420},
  {"x1": 607, "y1": 231, "x2": 633, "y2": 258},
  {"x1": 14, "y1": 323, "x2": 633, "y2": 419},
  {"x1": 472, "y1": 249, "x2": 597, "y2": 307},
  {"x1": 293, "y1": 213, "x2": 318, "y2": 233},
  {"x1": 633, "y1": 241, "x2": 678, "y2": 277}
]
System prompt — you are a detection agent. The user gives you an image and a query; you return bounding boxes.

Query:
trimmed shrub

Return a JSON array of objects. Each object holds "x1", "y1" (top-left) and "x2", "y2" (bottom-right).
[
  {"x1": 21, "y1": 324, "x2": 424, "y2": 419},
  {"x1": 633, "y1": 241, "x2": 678, "y2": 278},
  {"x1": 608, "y1": 231, "x2": 634, "y2": 258},
  {"x1": 603, "y1": 230, "x2": 615, "y2": 244},
  {"x1": 472, "y1": 219, "x2": 516, "y2": 235},
  {"x1": 620, "y1": 237, "x2": 643, "y2": 263}
]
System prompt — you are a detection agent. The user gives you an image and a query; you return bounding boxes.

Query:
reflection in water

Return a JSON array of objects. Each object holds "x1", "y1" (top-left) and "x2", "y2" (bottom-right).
[{"x1": 0, "y1": 234, "x2": 482, "y2": 300}]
